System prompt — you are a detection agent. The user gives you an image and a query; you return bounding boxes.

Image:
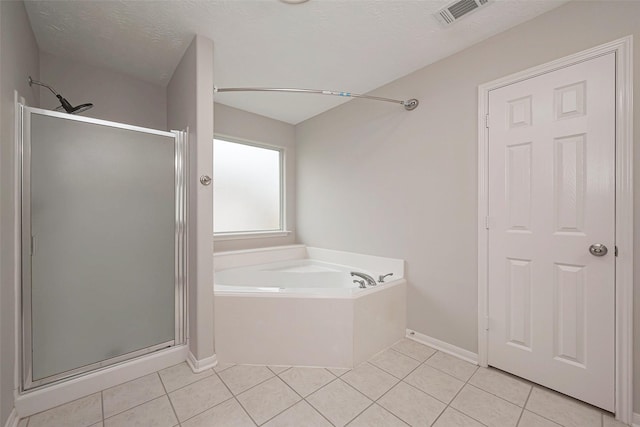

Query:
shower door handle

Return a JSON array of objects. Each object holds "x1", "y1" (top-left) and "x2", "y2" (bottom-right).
[{"x1": 200, "y1": 175, "x2": 212, "y2": 186}]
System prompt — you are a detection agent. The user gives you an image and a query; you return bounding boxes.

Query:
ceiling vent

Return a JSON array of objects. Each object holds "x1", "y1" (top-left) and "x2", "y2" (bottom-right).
[{"x1": 436, "y1": 0, "x2": 489, "y2": 25}]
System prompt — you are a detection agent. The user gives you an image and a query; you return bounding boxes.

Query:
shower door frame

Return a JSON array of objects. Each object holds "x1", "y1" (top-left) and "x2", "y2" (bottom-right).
[{"x1": 19, "y1": 106, "x2": 188, "y2": 391}]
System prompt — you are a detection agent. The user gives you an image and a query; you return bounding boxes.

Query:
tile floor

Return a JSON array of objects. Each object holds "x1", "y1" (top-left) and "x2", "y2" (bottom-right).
[{"x1": 18, "y1": 339, "x2": 628, "y2": 427}]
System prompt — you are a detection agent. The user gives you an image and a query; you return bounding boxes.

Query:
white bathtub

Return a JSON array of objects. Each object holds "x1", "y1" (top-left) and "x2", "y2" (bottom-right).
[
  {"x1": 215, "y1": 259, "x2": 377, "y2": 294},
  {"x1": 214, "y1": 245, "x2": 407, "y2": 368}
]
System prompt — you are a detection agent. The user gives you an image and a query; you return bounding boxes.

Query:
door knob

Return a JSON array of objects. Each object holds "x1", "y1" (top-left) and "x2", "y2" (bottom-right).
[
  {"x1": 589, "y1": 244, "x2": 608, "y2": 257},
  {"x1": 200, "y1": 175, "x2": 212, "y2": 186}
]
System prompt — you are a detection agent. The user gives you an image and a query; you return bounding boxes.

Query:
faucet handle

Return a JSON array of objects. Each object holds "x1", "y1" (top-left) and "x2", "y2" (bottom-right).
[
  {"x1": 353, "y1": 279, "x2": 366, "y2": 288},
  {"x1": 378, "y1": 273, "x2": 394, "y2": 283}
]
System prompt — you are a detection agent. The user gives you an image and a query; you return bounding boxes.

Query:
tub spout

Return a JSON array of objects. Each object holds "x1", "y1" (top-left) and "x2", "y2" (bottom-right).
[{"x1": 351, "y1": 272, "x2": 376, "y2": 287}]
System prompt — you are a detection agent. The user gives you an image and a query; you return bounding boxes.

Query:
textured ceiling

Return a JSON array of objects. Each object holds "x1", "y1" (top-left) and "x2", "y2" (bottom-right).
[{"x1": 24, "y1": 0, "x2": 568, "y2": 124}]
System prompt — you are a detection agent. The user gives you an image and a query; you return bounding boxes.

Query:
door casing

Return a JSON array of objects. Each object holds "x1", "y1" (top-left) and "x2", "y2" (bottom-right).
[{"x1": 477, "y1": 36, "x2": 633, "y2": 424}]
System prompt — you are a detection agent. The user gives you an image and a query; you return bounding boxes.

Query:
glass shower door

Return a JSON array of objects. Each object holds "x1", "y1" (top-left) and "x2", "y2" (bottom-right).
[{"x1": 21, "y1": 107, "x2": 186, "y2": 389}]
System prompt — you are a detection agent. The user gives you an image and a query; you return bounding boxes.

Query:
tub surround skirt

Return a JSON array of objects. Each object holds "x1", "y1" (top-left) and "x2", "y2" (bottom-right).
[{"x1": 213, "y1": 245, "x2": 407, "y2": 367}]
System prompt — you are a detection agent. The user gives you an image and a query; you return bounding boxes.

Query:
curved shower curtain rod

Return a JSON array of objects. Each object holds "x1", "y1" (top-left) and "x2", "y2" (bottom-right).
[{"x1": 214, "y1": 87, "x2": 419, "y2": 111}]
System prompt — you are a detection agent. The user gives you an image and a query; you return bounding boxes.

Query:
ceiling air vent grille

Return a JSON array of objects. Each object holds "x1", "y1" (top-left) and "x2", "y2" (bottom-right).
[{"x1": 436, "y1": 0, "x2": 490, "y2": 25}]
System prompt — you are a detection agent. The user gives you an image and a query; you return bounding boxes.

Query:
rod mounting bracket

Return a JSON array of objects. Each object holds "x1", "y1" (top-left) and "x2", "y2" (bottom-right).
[{"x1": 403, "y1": 99, "x2": 419, "y2": 111}]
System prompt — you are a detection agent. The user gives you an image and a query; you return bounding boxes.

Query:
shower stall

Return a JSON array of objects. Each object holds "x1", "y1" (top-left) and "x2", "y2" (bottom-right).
[{"x1": 19, "y1": 106, "x2": 187, "y2": 390}]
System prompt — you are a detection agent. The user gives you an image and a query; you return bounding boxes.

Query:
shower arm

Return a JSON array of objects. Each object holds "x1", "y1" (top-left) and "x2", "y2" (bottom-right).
[
  {"x1": 27, "y1": 76, "x2": 61, "y2": 97},
  {"x1": 214, "y1": 87, "x2": 419, "y2": 111}
]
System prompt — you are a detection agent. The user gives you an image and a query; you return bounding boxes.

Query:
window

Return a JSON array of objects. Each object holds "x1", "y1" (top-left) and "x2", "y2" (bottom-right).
[{"x1": 213, "y1": 137, "x2": 284, "y2": 236}]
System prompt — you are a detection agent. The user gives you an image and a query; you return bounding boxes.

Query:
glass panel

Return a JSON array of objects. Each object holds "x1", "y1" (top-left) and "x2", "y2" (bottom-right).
[
  {"x1": 29, "y1": 113, "x2": 176, "y2": 381},
  {"x1": 213, "y1": 139, "x2": 281, "y2": 233}
]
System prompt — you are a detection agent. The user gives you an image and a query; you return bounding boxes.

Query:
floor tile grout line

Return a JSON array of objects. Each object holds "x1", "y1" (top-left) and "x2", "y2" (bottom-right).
[
  {"x1": 100, "y1": 390, "x2": 105, "y2": 422},
  {"x1": 438, "y1": 364, "x2": 495, "y2": 427},
  {"x1": 465, "y1": 372, "x2": 533, "y2": 409},
  {"x1": 523, "y1": 386, "x2": 604, "y2": 427},
  {"x1": 426, "y1": 364, "x2": 475, "y2": 427},
  {"x1": 100, "y1": 394, "x2": 171, "y2": 424},
  {"x1": 214, "y1": 370, "x2": 262, "y2": 426},
  {"x1": 160, "y1": 367, "x2": 216, "y2": 394},
  {"x1": 220, "y1": 367, "x2": 275, "y2": 397},
  {"x1": 515, "y1": 386, "x2": 534, "y2": 426},
  {"x1": 254, "y1": 397, "x2": 303, "y2": 426},
  {"x1": 177, "y1": 395, "x2": 237, "y2": 426},
  {"x1": 158, "y1": 370, "x2": 182, "y2": 425},
  {"x1": 391, "y1": 341, "x2": 438, "y2": 363},
  {"x1": 306, "y1": 376, "x2": 374, "y2": 426},
  {"x1": 299, "y1": 376, "x2": 344, "y2": 426},
  {"x1": 99, "y1": 374, "x2": 167, "y2": 421},
  {"x1": 302, "y1": 396, "x2": 338, "y2": 427}
]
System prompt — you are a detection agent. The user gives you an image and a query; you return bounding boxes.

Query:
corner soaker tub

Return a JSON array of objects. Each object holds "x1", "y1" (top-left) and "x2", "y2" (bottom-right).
[{"x1": 213, "y1": 245, "x2": 407, "y2": 368}]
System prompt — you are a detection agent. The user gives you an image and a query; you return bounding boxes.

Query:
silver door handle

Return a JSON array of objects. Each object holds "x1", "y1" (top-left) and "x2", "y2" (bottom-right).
[
  {"x1": 200, "y1": 175, "x2": 212, "y2": 186},
  {"x1": 589, "y1": 244, "x2": 608, "y2": 257}
]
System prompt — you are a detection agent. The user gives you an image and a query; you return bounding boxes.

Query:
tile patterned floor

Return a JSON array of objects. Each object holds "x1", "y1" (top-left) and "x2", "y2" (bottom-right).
[{"x1": 18, "y1": 339, "x2": 629, "y2": 427}]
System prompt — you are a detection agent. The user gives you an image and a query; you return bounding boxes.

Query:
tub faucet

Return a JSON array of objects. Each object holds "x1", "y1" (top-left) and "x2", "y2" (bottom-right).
[{"x1": 351, "y1": 272, "x2": 376, "y2": 287}]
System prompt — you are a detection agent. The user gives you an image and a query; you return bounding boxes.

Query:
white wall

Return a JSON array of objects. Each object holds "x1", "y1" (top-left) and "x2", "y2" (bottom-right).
[
  {"x1": 0, "y1": 1, "x2": 40, "y2": 424},
  {"x1": 295, "y1": 0, "x2": 640, "y2": 413},
  {"x1": 39, "y1": 51, "x2": 167, "y2": 130},
  {"x1": 213, "y1": 103, "x2": 297, "y2": 252},
  {"x1": 167, "y1": 35, "x2": 215, "y2": 362}
]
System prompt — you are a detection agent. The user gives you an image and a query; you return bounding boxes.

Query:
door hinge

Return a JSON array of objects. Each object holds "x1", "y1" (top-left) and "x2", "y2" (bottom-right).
[
  {"x1": 485, "y1": 316, "x2": 490, "y2": 331},
  {"x1": 485, "y1": 216, "x2": 490, "y2": 230},
  {"x1": 31, "y1": 235, "x2": 36, "y2": 256},
  {"x1": 485, "y1": 114, "x2": 490, "y2": 128},
  {"x1": 614, "y1": 246, "x2": 618, "y2": 257}
]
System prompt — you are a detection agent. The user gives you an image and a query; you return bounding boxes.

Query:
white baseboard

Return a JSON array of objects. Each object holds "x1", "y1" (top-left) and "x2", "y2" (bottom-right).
[
  {"x1": 406, "y1": 329, "x2": 478, "y2": 365},
  {"x1": 187, "y1": 352, "x2": 217, "y2": 373},
  {"x1": 632, "y1": 412, "x2": 640, "y2": 427},
  {"x1": 3, "y1": 409, "x2": 19, "y2": 427},
  {"x1": 15, "y1": 345, "x2": 188, "y2": 418}
]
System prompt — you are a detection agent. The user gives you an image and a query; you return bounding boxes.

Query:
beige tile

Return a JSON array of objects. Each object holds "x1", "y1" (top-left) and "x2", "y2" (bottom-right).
[
  {"x1": 307, "y1": 379, "x2": 372, "y2": 427},
  {"x1": 104, "y1": 395, "x2": 177, "y2": 427},
  {"x1": 236, "y1": 377, "x2": 301, "y2": 425},
  {"x1": 102, "y1": 373, "x2": 165, "y2": 418},
  {"x1": 29, "y1": 393, "x2": 102, "y2": 427},
  {"x1": 469, "y1": 367, "x2": 531, "y2": 407},
  {"x1": 347, "y1": 404, "x2": 409, "y2": 427},
  {"x1": 603, "y1": 414, "x2": 630, "y2": 427},
  {"x1": 451, "y1": 384, "x2": 521, "y2": 427},
  {"x1": 525, "y1": 387, "x2": 602, "y2": 427},
  {"x1": 433, "y1": 407, "x2": 485, "y2": 427},
  {"x1": 378, "y1": 382, "x2": 445, "y2": 426},
  {"x1": 159, "y1": 362, "x2": 214, "y2": 393},
  {"x1": 263, "y1": 401, "x2": 332, "y2": 427},
  {"x1": 219, "y1": 365, "x2": 274, "y2": 395},
  {"x1": 181, "y1": 398, "x2": 255, "y2": 427},
  {"x1": 279, "y1": 367, "x2": 335, "y2": 397},
  {"x1": 214, "y1": 363, "x2": 236, "y2": 373},
  {"x1": 327, "y1": 367, "x2": 351, "y2": 377},
  {"x1": 404, "y1": 364, "x2": 465, "y2": 404},
  {"x1": 17, "y1": 419, "x2": 29, "y2": 427},
  {"x1": 168, "y1": 374, "x2": 233, "y2": 422},
  {"x1": 341, "y1": 362, "x2": 398, "y2": 400},
  {"x1": 368, "y1": 348, "x2": 420, "y2": 379},
  {"x1": 518, "y1": 410, "x2": 562, "y2": 427},
  {"x1": 392, "y1": 338, "x2": 437, "y2": 362},
  {"x1": 269, "y1": 366, "x2": 290, "y2": 375},
  {"x1": 425, "y1": 352, "x2": 478, "y2": 381},
  {"x1": 89, "y1": 423, "x2": 103, "y2": 427}
]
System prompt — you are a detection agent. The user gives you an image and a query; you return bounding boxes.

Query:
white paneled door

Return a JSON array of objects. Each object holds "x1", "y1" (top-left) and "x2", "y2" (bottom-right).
[{"x1": 487, "y1": 53, "x2": 615, "y2": 411}]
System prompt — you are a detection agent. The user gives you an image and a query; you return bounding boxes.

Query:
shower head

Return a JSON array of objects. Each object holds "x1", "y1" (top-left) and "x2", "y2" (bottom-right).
[{"x1": 28, "y1": 76, "x2": 93, "y2": 115}]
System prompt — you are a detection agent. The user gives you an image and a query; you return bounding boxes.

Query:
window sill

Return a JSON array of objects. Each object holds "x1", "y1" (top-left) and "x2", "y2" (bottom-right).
[{"x1": 213, "y1": 230, "x2": 292, "y2": 242}]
